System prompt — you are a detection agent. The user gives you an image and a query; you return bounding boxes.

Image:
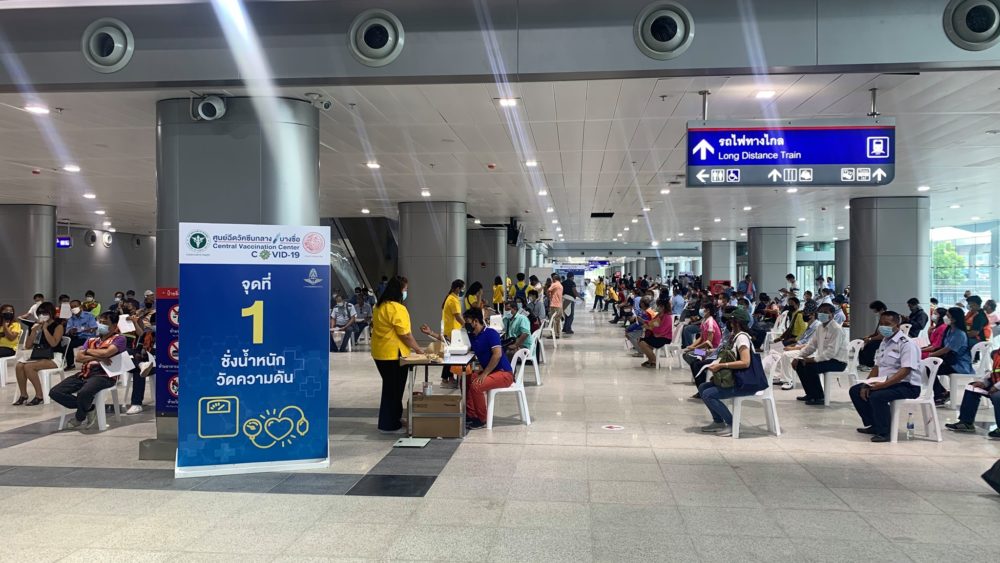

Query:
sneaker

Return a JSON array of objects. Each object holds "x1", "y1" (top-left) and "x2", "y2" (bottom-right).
[
  {"x1": 701, "y1": 422, "x2": 728, "y2": 432},
  {"x1": 989, "y1": 429, "x2": 1000, "y2": 439},
  {"x1": 125, "y1": 405, "x2": 143, "y2": 415},
  {"x1": 717, "y1": 426, "x2": 734, "y2": 437},
  {"x1": 377, "y1": 427, "x2": 406, "y2": 435},
  {"x1": 934, "y1": 392, "x2": 950, "y2": 407},
  {"x1": 440, "y1": 380, "x2": 459, "y2": 390},
  {"x1": 780, "y1": 382, "x2": 795, "y2": 391},
  {"x1": 945, "y1": 422, "x2": 976, "y2": 433},
  {"x1": 858, "y1": 365, "x2": 872, "y2": 372},
  {"x1": 83, "y1": 408, "x2": 98, "y2": 430},
  {"x1": 64, "y1": 417, "x2": 83, "y2": 430}
]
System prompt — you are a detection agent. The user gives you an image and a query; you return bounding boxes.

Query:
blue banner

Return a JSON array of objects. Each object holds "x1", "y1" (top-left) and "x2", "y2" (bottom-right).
[
  {"x1": 176, "y1": 223, "x2": 331, "y2": 477},
  {"x1": 687, "y1": 123, "x2": 895, "y2": 167},
  {"x1": 154, "y1": 287, "x2": 179, "y2": 416}
]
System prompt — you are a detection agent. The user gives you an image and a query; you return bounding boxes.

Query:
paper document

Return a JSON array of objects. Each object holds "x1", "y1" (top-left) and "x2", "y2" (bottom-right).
[
  {"x1": 862, "y1": 377, "x2": 887, "y2": 386},
  {"x1": 118, "y1": 317, "x2": 136, "y2": 333},
  {"x1": 965, "y1": 384, "x2": 990, "y2": 396},
  {"x1": 59, "y1": 303, "x2": 71, "y2": 319}
]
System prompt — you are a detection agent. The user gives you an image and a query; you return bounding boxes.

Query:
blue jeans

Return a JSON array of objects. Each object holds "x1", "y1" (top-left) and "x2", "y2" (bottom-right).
[
  {"x1": 681, "y1": 324, "x2": 701, "y2": 348},
  {"x1": 849, "y1": 382, "x2": 920, "y2": 436},
  {"x1": 699, "y1": 382, "x2": 756, "y2": 425},
  {"x1": 562, "y1": 301, "x2": 575, "y2": 332},
  {"x1": 958, "y1": 388, "x2": 1000, "y2": 426},
  {"x1": 334, "y1": 325, "x2": 357, "y2": 352}
]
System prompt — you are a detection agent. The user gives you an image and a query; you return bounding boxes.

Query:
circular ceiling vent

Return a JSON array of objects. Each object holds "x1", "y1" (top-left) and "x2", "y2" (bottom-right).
[
  {"x1": 81, "y1": 17, "x2": 135, "y2": 73},
  {"x1": 633, "y1": 2, "x2": 695, "y2": 60},
  {"x1": 348, "y1": 9, "x2": 405, "y2": 67},
  {"x1": 944, "y1": 0, "x2": 1000, "y2": 50}
]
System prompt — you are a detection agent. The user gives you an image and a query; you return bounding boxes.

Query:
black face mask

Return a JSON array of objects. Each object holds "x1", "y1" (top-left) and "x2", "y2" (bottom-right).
[
  {"x1": 144, "y1": 300, "x2": 153, "y2": 307},
  {"x1": 1, "y1": 312, "x2": 13, "y2": 321},
  {"x1": 464, "y1": 322, "x2": 475, "y2": 333}
]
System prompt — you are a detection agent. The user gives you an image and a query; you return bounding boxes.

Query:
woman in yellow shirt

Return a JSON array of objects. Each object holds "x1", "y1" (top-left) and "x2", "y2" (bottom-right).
[
  {"x1": 593, "y1": 277, "x2": 606, "y2": 311},
  {"x1": 439, "y1": 279, "x2": 465, "y2": 388},
  {"x1": 0, "y1": 304, "x2": 22, "y2": 358},
  {"x1": 464, "y1": 281, "x2": 483, "y2": 312},
  {"x1": 492, "y1": 276, "x2": 505, "y2": 313},
  {"x1": 370, "y1": 276, "x2": 424, "y2": 434}
]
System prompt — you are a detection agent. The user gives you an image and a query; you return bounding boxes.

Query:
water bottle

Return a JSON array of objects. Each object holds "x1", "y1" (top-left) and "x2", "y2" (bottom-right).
[{"x1": 906, "y1": 412, "x2": 914, "y2": 440}]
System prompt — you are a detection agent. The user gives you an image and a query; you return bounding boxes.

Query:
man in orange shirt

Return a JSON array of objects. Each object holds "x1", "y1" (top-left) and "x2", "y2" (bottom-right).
[{"x1": 547, "y1": 274, "x2": 564, "y2": 339}]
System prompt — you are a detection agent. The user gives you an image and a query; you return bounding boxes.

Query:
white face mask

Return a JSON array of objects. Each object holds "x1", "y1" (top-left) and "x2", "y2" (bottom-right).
[
  {"x1": 71, "y1": 307, "x2": 81, "y2": 315},
  {"x1": 36, "y1": 314, "x2": 50, "y2": 323}
]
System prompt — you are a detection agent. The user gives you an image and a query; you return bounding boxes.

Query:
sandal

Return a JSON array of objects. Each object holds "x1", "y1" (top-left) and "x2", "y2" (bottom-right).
[
  {"x1": 26, "y1": 397, "x2": 43, "y2": 406},
  {"x1": 11, "y1": 396, "x2": 27, "y2": 406}
]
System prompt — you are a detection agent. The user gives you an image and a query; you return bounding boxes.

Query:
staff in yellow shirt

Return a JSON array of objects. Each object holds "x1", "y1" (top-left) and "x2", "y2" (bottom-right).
[
  {"x1": 0, "y1": 304, "x2": 22, "y2": 358},
  {"x1": 593, "y1": 277, "x2": 606, "y2": 311},
  {"x1": 439, "y1": 279, "x2": 465, "y2": 388},
  {"x1": 370, "y1": 276, "x2": 424, "y2": 434},
  {"x1": 492, "y1": 276, "x2": 506, "y2": 314}
]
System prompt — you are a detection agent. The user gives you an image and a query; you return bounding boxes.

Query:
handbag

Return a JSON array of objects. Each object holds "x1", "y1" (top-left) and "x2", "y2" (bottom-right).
[
  {"x1": 731, "y1": 332, "x2": 768, "y2": 394},
  {"x1": 710, "y1": 348, "x2": 737, "y2": 388},
  {"x1": 983, "y1": 459, "x2": 1000, "y2": 496},
  {"x1": 29, "y1": 347, "x2": 54, "y2": 361}
]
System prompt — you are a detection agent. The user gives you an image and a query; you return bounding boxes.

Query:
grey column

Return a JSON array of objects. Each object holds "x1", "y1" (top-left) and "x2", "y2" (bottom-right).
[
  {"x1": 692, "y1": 259, "x2": 702, "y2": 276},
  {"x1": 506, "y1": 244, "x2": 526, "y2": 276},
  {"x1": 466, "y1": 228, "x2": 507, "y2": 291},
  {"x1": 0, "y1": 204, "x2": 55, "y2": 310},
  {"x1": 835, "y1": 239, "x2": 851, "y2": 294},
  {"x1": 151, "y1": 97, "x2": 319, "y2": 460},
  {"x1": 399, "y1": 201, "x2": 467, "y2": 333},
  {"x1": 645, "y1": 257, "x2": 662, "y2": 280},
  {"x1": 748, "y1": 227, "x2": 795, "y2": 298},
  {"x1": 991, "y1": 224, "x2": 1000, "y2": 305},
  {"x1": 850, "y1": 197, "x2": 930, "y2": 340},
  {"x1": 702, "y1": 241, "x2": 737, "y2": 284},
  {"x1": 633, "y1": 258, "x2": 646, "y2": 278}
]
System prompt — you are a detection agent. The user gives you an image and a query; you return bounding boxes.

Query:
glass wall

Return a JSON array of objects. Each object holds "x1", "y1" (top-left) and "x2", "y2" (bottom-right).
[{"x1": 930, "y1": 221, "x2": 998, "y2": 305}]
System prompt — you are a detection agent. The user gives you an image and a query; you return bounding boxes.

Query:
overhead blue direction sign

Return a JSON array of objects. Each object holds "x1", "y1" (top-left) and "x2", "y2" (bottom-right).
[{"x1": 686, "y1": 118, "x2": 895, "y2": 187}]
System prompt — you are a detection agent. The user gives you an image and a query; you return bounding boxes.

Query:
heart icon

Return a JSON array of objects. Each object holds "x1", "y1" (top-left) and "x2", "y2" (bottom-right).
[{"x1": 264, "y1": 417, "x2": 294, "y2": 442}]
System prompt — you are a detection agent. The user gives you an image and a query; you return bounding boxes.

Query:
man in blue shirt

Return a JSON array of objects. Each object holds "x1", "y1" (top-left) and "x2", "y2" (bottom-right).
[
  {"x1": 670, "y1": 287, "x2": 686, "y2": 317},
  {"x1": 65, "y1": 299, "x2": 98, "y2": 369},
  {"x1": 463, "y1": 308, "x2": 514, "y2": 429}
]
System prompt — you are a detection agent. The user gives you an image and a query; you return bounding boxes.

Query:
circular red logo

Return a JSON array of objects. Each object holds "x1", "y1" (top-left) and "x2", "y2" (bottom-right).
[
  {"x1": 303, "y1": 232, "x2": 325, "y2": 254},
  {"x1": 168, "y1": 340, "x2": 179, "y2": 362}
]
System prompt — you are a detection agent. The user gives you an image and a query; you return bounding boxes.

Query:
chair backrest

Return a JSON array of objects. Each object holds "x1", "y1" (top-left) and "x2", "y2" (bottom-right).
[
  {"x1": 528, "y1": 328, "x2": 542, "y2": 354},
  {"x1": 847, "y1": 339, "x2": 865, "y2": 363},
  {"x1": 510, "y1": 348, "x2": 531, "y2": 383},
  {"x1": 450, "y1": 328, "x2": 470, "y2": 348},
  {"x1": 970, "y1": 341, "x2": 992, "y2": 373},
  {"x1": 488, "y1": 314, "x2": 504, "y2": 332},
  {"x1": 57, "y1": 336, "x2": 72, "y2": 368},
  {"x1": 774, "y1": 310, "x2": 788, "y2": 331},
  {"x1": 899, "y1": 323, "x2": 912, "y2": 338},
  {"x1": 918, "y1": 357, "x2": 943, "y2": 400}
]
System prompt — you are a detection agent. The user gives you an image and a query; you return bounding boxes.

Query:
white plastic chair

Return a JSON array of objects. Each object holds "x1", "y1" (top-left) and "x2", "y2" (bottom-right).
[
  {"x1": 732, "y1": 364, "x2": 781, "y2": 439},
  {"x1": 889, "y1": 357, "x2": 943, "y2": 443},
  {"x1": 659, "y1": 319, "x2": 684, "y2": 369},
  {"x1": 946, "y1": 341, "x2": 992, "y2": 410},
  {"x1": 819, "y1": 338, "x2": 865, "y2": 405},
  {"x1": 488, "y1": 314, "x2": 504, "y2": 333},
  {"x1": 57, "y1": 353, "x2": 133, "y2": 432},
  {"x1": 899, "y1": 323, "x2": 912, "y2": 339},
  {"x1": 540, "y1": 311, "x2": 559, "y2": 349},
  {"x1": 354, "y1": 324, "x2": 371, "y2": 347},
  {"x1": 485, "y1": 348, "x2": 531, "y2": 429},
  {"x1": 38, "y1": 336, "x2": 72, "y2": 404},
  {"x1": 522, "y1": 328, "x2": 543, "y2": 386},
  {"x1": 0, "y1": 329, "x2": 29, "y2": 388},
  {"x1": 331, "y1": 329, "x2": 352, "y2": 352},
  {"x1": 123, "y1": 357, "x2": 156, "y2": 409}
]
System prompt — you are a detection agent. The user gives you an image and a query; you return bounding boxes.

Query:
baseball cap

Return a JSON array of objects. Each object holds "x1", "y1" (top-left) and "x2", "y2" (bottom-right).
[
  {"x1": 143, "y1": 290, "x2": 154, "y2": 297},
  {"x1": 724, "y1": 308, "x2": 751, "y2": 324}
]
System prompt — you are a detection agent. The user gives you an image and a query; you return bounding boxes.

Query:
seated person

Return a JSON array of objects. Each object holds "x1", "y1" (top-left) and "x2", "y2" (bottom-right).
[
  {"x1": 330, "y1": 295, "x2": 358, "y2": 352},
  {"x1": 64, "y1": 300, "x2": 99, "y2": 370},
  {"x1": 857, "y1": 300, "x2": 888, "y2": 369},
  {"x1": 924, "y1": 307, "x2": 972, "y2": 406},
  {"x1": 698, "y1": 308, "x2": 757, "y2": 437},
  {"x1": 833, "y1": 295, "x2": 848, "y2": 325},
  {"x1": 905, "y1": 298, "x2": 928, "y2": 338},
  {"x1": 921, "y1": 307, "x2": 948, "y2": 360},
  {"x1": 764, "y1": 306, "x2": 820, "y2": 390},
  {"x1": 0, "y1": 304, "x2": 22, "y2": 358},
  {"x1": 81, "y1": 290, "x2": 102, "y2": 316},
  {"x1": 353, "y1": 289, "x2": 374, "y2": 344},
  {"x1": 503, "y1": 300, "x2": 533, "y2": 356},
  {"x1": 461, "y1": 308, "x2": 515, "y2": 430},
  {"x1": 626, "y1": 297, "x2": 654, "y2": 353},
  {"x1": 792, "y1": 303, "x2": 849, "y2": 405},
  {"x1": 108, "y1": 291, "x2": 126, "y2": 314},
  {"x1": 124, "y1": 290, "x2": 142, "y2": 311},
  {"x1": 849, "y1": 311, "x2": 922, "y2": 442},
  {"x1": 50, "y1": 311, "x2": 127, "y2": 429},
  {"x1": 965, "y1": 295, "x2": 991, "y2": 345},
  {"x1": 946, "y1": 349, "x2": 1000, "y2": 438},
  {"x1": 774, "y1": 298, "x2": 807, "y2": 347},
  {"x1": 18, "y1": 293, "x2": 44, "y2": 324},
  {"x1": 683, "y1": 301, "x2": 722, "y2": 372},
  {"x1": 14, "y1": 302, "x2": 64, "y2": 406},
  {"x1": 637, "y1": 299, "x2": 672, "y2": 368}
]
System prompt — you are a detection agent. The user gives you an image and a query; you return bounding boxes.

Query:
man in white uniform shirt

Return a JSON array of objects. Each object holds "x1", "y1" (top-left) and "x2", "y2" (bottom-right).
[
  {"x1": 792, "y1": 303, "x2": 849, "y2": 405},
  {"x1": 848, "y1": 311, "x2": 922, "y2": 442}
]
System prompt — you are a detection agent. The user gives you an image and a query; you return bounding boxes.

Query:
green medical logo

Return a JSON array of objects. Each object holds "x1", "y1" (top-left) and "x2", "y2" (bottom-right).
[
  {"x1": 188, "y1": 231, "x2": 209, "y2": 250},
  {"x1": 259, "y1": 249, "x2": 271, "y2": 260}
]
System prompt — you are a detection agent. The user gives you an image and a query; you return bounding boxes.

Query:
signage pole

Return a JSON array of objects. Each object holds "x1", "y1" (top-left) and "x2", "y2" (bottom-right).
[
  {"x1": 868, "y1": 88, "x2": 880, "y2": 118},
  {"x1": 699, "y1": 89, "x2": 711, "y2": 121}
]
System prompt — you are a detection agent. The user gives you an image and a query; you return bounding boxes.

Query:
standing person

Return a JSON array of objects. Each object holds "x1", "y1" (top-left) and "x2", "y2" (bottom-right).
[
  {"x1": 458, "y1": 307, "x2": 515, "y2": 430},
  {"x1": 737, "y1": 275, "x2": 756, "y2": 302},
  {"x1": 592, "y1": 277, "x2": 606, "y2": 311},
  {"x1": 370, "y1": 277, "x2": 424, "y2": 434},
  {"x1": 786, "y1": 273, "x2": 798, "y2": 292},
  {"x1": 849, "y1": 311, "x2": 922, "y2": 442},
  {"x1": 492, "y1": 276, "x2": 506, "y2": 315},
  {"x1": 440, "y1": 279, "x2": 466, "y2": 388},
  {"x1": 511, "y1": 273, "x2": 529, "y2": 303},
  {"x1": 49, "y1": 311, "x2": 127, "y2": 429},
  {"x1": 0, "y1": 304, "x2": 22, "y2": 358},
  {"x1": 698, "y1": 308, "x2": 759, "y2": 437},
  {"x1": 547, "y1": 274, "x2": 564, "y2": 339},
  {"x1": 13, "y1": 302, "x2": 64, "y2": 406},
  {"x1": 562, "y1": 273, "x2": 578, "y2": 335},
  {"x1": 464, "y1": 281, "x2": 485, "y2": 313}
]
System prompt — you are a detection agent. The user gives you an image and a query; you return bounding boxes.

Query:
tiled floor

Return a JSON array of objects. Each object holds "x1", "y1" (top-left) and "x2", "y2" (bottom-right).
[{"x1": 1, "y1": 309, "x2": 999, "y2": 561}]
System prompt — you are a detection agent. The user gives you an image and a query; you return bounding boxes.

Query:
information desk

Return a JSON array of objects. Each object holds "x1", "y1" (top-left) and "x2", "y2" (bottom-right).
[{"x1": 401, "y1": 352, "x2": 475, "y2": 438}]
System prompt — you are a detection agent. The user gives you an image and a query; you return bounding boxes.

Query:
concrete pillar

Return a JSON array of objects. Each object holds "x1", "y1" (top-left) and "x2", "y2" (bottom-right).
[
  {"x1": 850, "y1": 197, "x2": 930, "y2": 339},
  {"x1": 466, "y1": 228, "x2": 507, "y2": 290},
  {"x1": 506, "y1": 244, "x2": 526, "y2": 277},
  {"x1": 702, "y1": 241, "x2": 737, "y2": 285},
  {"x1": 398, "y1": 202, "x2": 467, "y2": 331},
  {"x1": 152, "y1": 97, "x2": 320, "y2": 460},
  {"x1": 835, "y1": 239, "x2": 851, "y2": 294},
  {"x1": 748, "y1": 227, "x2": 795, "y2": 298},
  {"x1": 692, "y1": 259, "x2": 702, "y2": 276},
  {"x1": 645, "y1": 257, "x2": 662, "y2": 280},
  {"x1": 633, "y1": 257, "x2": 647, "y2": 278},
  {"x1": 0, "y1": 204, "x2": 55, "y2": 310}
]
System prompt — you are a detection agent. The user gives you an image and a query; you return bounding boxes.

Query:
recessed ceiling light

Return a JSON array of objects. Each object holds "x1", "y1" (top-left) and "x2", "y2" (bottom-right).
[
  {"x1": 421, "y1": 189, "x2": 431, "y2": 197},
  {"x1": 108, "y1": 227, "x2": 116, "y2": 233},
  {"x1": 62, "y1": 164, "x2": 80, "y2": 173},
  {"x1": 556, "y1": 227, "x2": 562, "y2": 232},
  {"x1": 740, "y1": 232, "x2": 747, "y2": 236},
  {"x1": 538, "y1": 190, "x2": 548, "y2": 196},
  {"x1": 678, "y1": 233, "x2": 684, "y2": 237},
  {"x1": 950, "y1": 204, "x2": 961, "y2": 209},
  {"x1": 802, "y1": 233, "x2": 809, "y2": 237},
  {"x1": 552, "y1": 219, "x2": 558, "y2": 224},
  {"x1": 474, "y1": 218, "x2": 481, "y2": 224},
  {"x1": 546, "y1": 207, "x2": 554, "y2": 213},
  {"x1": 623, "y1": 227, "x2": 630, "y2": 231},
  {"x1": 102, "y1": 221, "x2": 111, "y2": 227},
  {"x1": 617, "y1": 232, "x2": 623, "y2": 236},
  {"x1": 755, "y1": 90, "x2": 776, "y2": 99},
  {"x1": 95, "y1": 210, "x2": 106, "y2": 215},
  {"x1": 23, "y1": 104, "x2": 50, "y2": 115},
  {"x1": 713, "y1": 217, "x2": 721, "y2": 222},
  {"x1": 837, "y1": 225, "x2": 845, "y2": 230},
  {"x1": 666, "y1": 238, "x2": 672, "y2": 242},
  {"x1": 525, "y1": 160, "x2": 538, "y2": 167},
  {"x1": 917, "y1": 186, "x2": 930, "y2": 192},
  {"x1": 361, "y1": 208, "x2": 371, "y2": 214},
  {"x1": 631, "y1": 218, "x2": 639, "y2": 223},
  {"x1": 798, "y1": 217, "x2": 806, "y2": 222},
  {"x1": 365, "y1": 161, "x2": 380, "y2": 169},
  {"x1": 83, "y1": 193, "x2": 96, "y2": 199},
  {"x1": 844, "y1": 204, "x2": 851, "y2": 209},
  {"x1": 786, "y1": 187, "x2": 799, "y2": 194},
  {"x1": 651, "y1": 241, "x2": 659, "y2": 246},
  {"x1": 693, "y1": 226, "x2": 701, "y2": 231},
  {"x1": 642, "y1": 207, "x2": 651, "y2": 212},
  {"x1": 832, "y1": 236, "x2": 839, "y2": 240},
  {"x1": 498, "y1": 98, "x2": 518, "y2": 107},
  {"x1": 971, "y1": 216, "x2": 982, "y2": 221},
  {"x1": 721, "y1": 237, "x2": 727, "y2": 241},
  {"x1": 743, "y1": 206, "x2": 752, "y2": 211},
  {"x1": 660, "y1": 189, "x2": 671, "y2": 195}
]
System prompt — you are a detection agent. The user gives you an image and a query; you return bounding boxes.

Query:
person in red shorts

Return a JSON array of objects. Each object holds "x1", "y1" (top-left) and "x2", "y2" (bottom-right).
[{"x1": 462, "y1": 307, "x2": 515, "y2": 429}]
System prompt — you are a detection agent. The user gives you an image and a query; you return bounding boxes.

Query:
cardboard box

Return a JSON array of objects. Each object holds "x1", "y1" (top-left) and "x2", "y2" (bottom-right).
[{"x1": 411, "y1": 394, "x2": 463, "y2": 438}]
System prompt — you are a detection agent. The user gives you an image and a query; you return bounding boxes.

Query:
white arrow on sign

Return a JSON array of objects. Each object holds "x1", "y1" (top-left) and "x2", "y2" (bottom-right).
[
  {"x1": 768, "y1": 169, "x2": 782, "y2": 182},
  {"x1": 872, "y1": 168, "x2": 887, "y2": 181},
  {"x1": 691, "y1": 139, "x2": 715, "y2": 160},
  {"x1": 696, "y1": 169, "x2": 709, "y2": 183}
]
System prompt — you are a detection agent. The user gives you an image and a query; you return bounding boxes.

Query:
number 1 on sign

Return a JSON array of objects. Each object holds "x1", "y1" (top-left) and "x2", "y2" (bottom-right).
[{"x1": 241, "y1": 300, "x2": 264, "y2": 344}]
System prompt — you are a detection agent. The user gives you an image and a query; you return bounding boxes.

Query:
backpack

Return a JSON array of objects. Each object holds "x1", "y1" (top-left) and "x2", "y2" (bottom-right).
[{"x1": 514, "y1": 281, "x2": 528, "y2": 302}]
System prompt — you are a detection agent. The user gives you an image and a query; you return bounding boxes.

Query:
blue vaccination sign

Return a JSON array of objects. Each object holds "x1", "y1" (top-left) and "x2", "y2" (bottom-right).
[
  {"x1": 686, "y1": 118, "x2": 895, "y2": 187},
  {"x1": 176, "y1": 222, "x2": 331, "y2": 478}
]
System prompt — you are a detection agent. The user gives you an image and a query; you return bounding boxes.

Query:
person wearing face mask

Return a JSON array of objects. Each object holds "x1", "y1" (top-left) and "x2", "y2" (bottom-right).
[
  {"x1": 108, "y1": 291, "x2": 126, "y2": 314},
  {"x1": 503, "y1": 299, "x2": 533, "y2": 356},
  {"x1": 18, "y1": 293, "x2": 45, "y2": 324},
  {"x1": 683, "y1": 301, "x2": 721, "y2": 361},
  {"x1": 49, "y1": 311, "x2": 127, "y2": 429},
  {"x1": 546, "y1": 274, "x2": 564, "y2": 338},
  {"x1": 849, "y1": 311, "x2": 922, "y2": 442},
  {"x1": 81, "y1": 290, "x2": 102, "y2": 316},
  {"x1": 330, "y1": 294, "x2": 358, "y2": 353},
  {"x1": 856, "y1": 300, "x2": 888, "y2": 370},
  {"x1": 765, "y1": 304, "x2": 821, "y2": 391},
  {"x1": 791, "y1": 303, "x2": 849, "y2": 405},
  {"x1": 945, "y1": 347, "x2": 1000, "y2": 438},
  {"x1": 438, "y1": 279, "x2": 466, "y2": 388},
  {"x1": 923, "y1": 307, "x2": 972, "y2": 406},
  {"x1": 0, "y1": 304, "x2": 22, "y2": 358},
  {"x1": 921, "y1": 307, "x2": 949, "y2": 361},
  {"x1": 14, "y1": 302, "x2": 64, "y2": 406},
  {"x1": 457, "y1": 307, "x2": 515, "y2": 430},
  {"x1": 124, "y1": 290, "x2": 141, "y2": 311},
  {"x1": 370, "y1": 276, "x2": 424, "y2": 434},
  {"x1": 64, "y1": 299, "x2": 99, "y2": 370},
  {"x1": 905, "y1": 298, "x2": 928, "y2": 339},
  {"x1": 698, "y1": 308, "x2": 759, "y2": 436},
  {"x1": 774, "y1": 297, "x2": 807, "y2": 347},
  {"x1": 637, "y1": 299, "x2": 673, "y2": 368}
]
